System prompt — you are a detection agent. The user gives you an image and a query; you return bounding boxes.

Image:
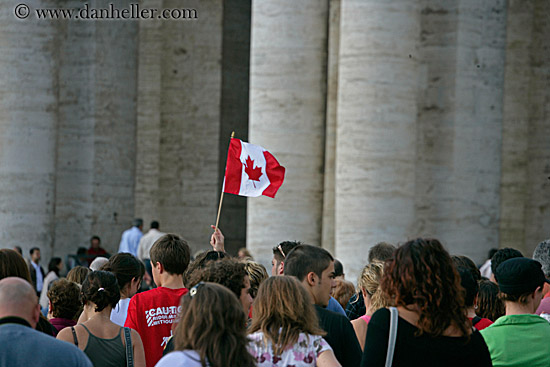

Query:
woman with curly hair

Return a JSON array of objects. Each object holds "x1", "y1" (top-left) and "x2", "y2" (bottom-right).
[
  {"x1": 156, "y1": 282, "x2": 256, "y2": 367},
  {"x1": 247, "y1": 276, "x2": 341, "y2": 367},
  {"x1": 47, "y1": 278, "x2": 82, "y2": 334},
  {"x1": 361, "y1": 238, "x2": 492, "y2": 367}
]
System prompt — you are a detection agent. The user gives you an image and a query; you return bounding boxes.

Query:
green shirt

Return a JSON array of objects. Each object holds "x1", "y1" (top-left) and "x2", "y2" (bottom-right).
[{"x1": 481, "y1": 314, "x2": 550, "y2": 367}]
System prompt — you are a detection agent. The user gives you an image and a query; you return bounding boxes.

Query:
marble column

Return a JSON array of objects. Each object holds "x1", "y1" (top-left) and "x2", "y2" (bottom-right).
[
  {"x1": 0, "y1": 0, "x2": 60, "y2": 261},
  {"x1": 500, "y1": 0, "x2": 550, "y2": 255},
  {"x1": 248, "y1": 0, "x2": 329, "y2": 266},
  {"x1": 335, "y1": 0, "x2": 420, "y2": 281}
]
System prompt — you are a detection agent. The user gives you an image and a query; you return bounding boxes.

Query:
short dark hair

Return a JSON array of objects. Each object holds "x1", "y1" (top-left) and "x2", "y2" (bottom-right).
[
  {"x1": 90, "y1": 236, "x2": 101, "y2": 244},
  {"x1": 133, "y1": 218, "x2": 143, "y2": 227},
  {"x1": 81, "y1": 271, "x2": 120, "y2": 312},
  {"x1": 457, "y1": 267, "x2": 479, "y2": 306},
  {"x1": 272, "y1": 241, "x2": 302, "y2": 262},
  {"x1": 150, "y1": 221, "x2": 160, "y2": 229},
  {"x1": 491, "y1": 248, "x2": 523, "y2": 281},
  {"x1": 29, "y1": 247, "x2": 40, "y2": 255},
  {"x1": 333, "y1": 259, "x2": 344, "y2": 278},
  {"x1": 150, "y1": 234, "x2": 190, "y2": 275},
  {"x1": 101, "y1": 253, "x2": 145, "y2": 290},
  {"x1": 48, "y1": 257, "x2": 62, "y2": 276},
  {"x1": 48, "y1": 279, "x2": 81, "y2": 319},
  {"x1": 452, "y1": 255, "x2": 481, "y2": 282},
  {"x1": 368, "y1": 242, "x2": 396, "y2": 263},
  {"x1": 283, "y1": 244, "x2": 334, "y2": 281},
  {"x1": 187, "y1": 258, "x2": 248, "y2": 300}
]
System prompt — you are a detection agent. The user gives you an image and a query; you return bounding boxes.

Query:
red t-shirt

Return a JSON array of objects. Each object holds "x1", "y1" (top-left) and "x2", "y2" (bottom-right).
[
  {"x1": 125, "y1": 287, "x2": 188, "y2": 367},
  {"x1": 469, "y1": 316, "x2": 493, "y2": 330}
]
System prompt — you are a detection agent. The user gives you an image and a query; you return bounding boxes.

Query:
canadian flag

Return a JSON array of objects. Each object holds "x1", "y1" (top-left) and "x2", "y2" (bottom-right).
[{"x1": 223, "y1": 138, "x2": 285, "y2": 198}]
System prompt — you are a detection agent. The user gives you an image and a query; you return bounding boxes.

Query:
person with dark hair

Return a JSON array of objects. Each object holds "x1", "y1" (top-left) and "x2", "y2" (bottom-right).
[
  {"x1": 346, "y1": 242, "x2": 396, "y2": 321},
  {"x1": 476, "y1": 279, "x2": 505, "y2": 322},
  {"x1": 481, "y1": 258, "x2": 550, "y2": 366},
  {"x1": 248, "y1": 276, "x2": 341, "y2": 367},
  {"x1": 457, "y1": 267, "x2": 492, "y2": 330},
  {"x1": 27, "y1": 247, "x2": 45, "y2": 297},
  {"x1": 0, "y1": 249, "x2": 57, "y2": 336},
  {"x1": 39, "y1": 257, "x2": 63, "y2": 312},
  {"x1": 0, "y1": 277, "x2": 92, "y2": 367},
  {"x1": 333, "y1": 259, "x2": 345, "y2": 280},
  {"x1": 57, "y1": 271, "x2": 145, "y2": 367},
  {"x1": 183, "y1": 250, "x2": 227, "y2": 286},
  {"x1": 532, "y1": 238, "x2": 550, "y2": 317},
  {"x1": 125, "y1": 233, "x2": 190, "y2": 367},
  {"x1": 156, "y1": 282, "x2": 256, "y2": 367},
  {"x1": 452, "y1": 255, "x2": 482, "y2": 281},
  {"x1": 67, "y1": 266, "x2": 91, "y2": 286},
  {"x1": 137, "y1": 220, "x2": 165, "y2": 261},
  {"x1": 100, "y1": 253, "x2": 145, "y2": 326},
  {"x1": 47, "y1": 278, "x2": 81, "y2": 334},
  {"x1": 13, "y1": 246, "x2": 22, "y2": 256},
  {"x1": 361, "y1": 238, "x2": 492, "y2": 367},
  {"x1": 284, "y1": 244, "x2": 361, "y2": 367},
  {"x1": 490, "y1": 247, "x2": 523, "y2": 283},
  {"x1": 118, "y1": 218, "x2": 144, "y2": 257},
  {"x1": 187, "y1": 258, "x2": 253, "y2": 314},
  {"x1": 87, "y1": 235, "x2": 107, "y2": 266}
]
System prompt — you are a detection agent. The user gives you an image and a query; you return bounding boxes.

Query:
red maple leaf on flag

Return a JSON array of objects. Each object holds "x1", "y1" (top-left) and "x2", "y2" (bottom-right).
[{"x1": 244, "y1": 156, "x2": 262, "y2": 187}]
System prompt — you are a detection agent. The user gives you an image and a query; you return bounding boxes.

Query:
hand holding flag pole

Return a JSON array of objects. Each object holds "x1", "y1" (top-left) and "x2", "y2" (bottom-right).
[{"x1": 214, "y1": 131, "x2": 286, "y2": 231}]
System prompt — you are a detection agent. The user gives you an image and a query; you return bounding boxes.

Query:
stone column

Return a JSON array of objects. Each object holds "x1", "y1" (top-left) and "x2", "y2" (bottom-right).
[
  {"x1": 500, "y1": 0, "x2": 550, "y2": 255},
  {"x1": 0, "y1": 0, "x2": 60, "y2": 261},
  {"x1": 335, "y1": 0, "x2": 420, "y2": 280},
  {"x1": 248, "y1": 0, "x2": 329, "y2": 266}
]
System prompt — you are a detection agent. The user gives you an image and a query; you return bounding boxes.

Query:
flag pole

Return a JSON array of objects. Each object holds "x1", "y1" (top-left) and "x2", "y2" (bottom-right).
[{"x1": 215, "y1": 131, "x2": 235, "y2": 230}]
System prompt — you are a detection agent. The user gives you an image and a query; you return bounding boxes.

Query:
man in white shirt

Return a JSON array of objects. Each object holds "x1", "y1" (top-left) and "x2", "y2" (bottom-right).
[
  {"x1": 137, "y1": 221, "x2": 165, "y2": 261},
  {"x1": 118, "y1": 218, "x2": 144, "y2": 257}
]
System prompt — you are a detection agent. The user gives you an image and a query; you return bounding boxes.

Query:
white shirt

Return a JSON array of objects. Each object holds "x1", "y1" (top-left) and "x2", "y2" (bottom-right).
[
  {"x1": 155, "y1": 350, "x2": 206, "y2": 367},
  {"x1": 31, "y1": 261, "x2": 43, "y2": 292},
  {"x1": 137, "y1": 228, "x2": 165, "y2": 260},
  {"x1": 118, "y1": 226, "x2": 143, "y2": 257},
  {"x1": 39, "y1": 271, "x2": 59, "y2": 308},
  {"x1": 110, "y1": 297, "x2": 131, "y2": 326}
]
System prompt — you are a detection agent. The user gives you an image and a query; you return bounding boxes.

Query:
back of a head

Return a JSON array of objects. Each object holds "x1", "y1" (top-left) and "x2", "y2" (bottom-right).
[
  {"x1": 101, "y1": 253, "x2": 145, "y2": 291},
  {"x1": 283, "y1": 244, "x2": 333, "y2": 281},
  {"x1": 150, "y1": 220, "x2": 160, "y2": 229},
  {"x1": 533, "y1": 239, "x2": 550, "y2": 277},
  {"x1": 187, "y1": 258, "x2": 247, "y2": 299},
  {"x1": 272, "y1": 241, "x2": 302, "y2": 263},
  {"x1": 243, "y1": 260, "x2": 269, "y2": 299},
  {"x1": 150, "y1": 234, "x2": 190, "y2": 275},
  {"x1": 476, "y1": 279, "x2": 504, "y2": 321},
  {"x1": 358, "y1": 261, "x2": 387, "y2": 313},
  {"x1": 491, "y1": 247, "x2": 523, "y2": 280},
  {"x1": 48, "y1": 257, "x2": 62, "y2": 275},
  {"x1": 48, "y1": 279, "x2": 82, "y2": 320},
  {"x1": 175, "y1": 282, "x2": 255, "y2": 367},
  {"x1": 368, "y1": 242, "x2": 396, "y2": 263},
  {"x1": 81, "y1": 270, "x2": 120, "y2": 312},
  {"x1": 382, "y1": 238, "x2": 469, "y2": 337},
  {"x1": 0, "y1": 249, "x2": 31, "y2": 282},
  {"x1": 495, "y1": 257, "x2": 547, "y2": 305},
  {"x1": 451, "y1": 255, "x2": 481, "y2": 282},
  {"x1": 183, "y1": 250, "x2": 227, "y2": 285},
  {"x1": 66, "y1": 266, "x2": 91, "y2": 285},
  {"x1": 332, "y1": 279, "x2": 356, "y2": 309},
  {"x1": 133, "y1": 218, "x2": 144, "y2": 228},
  {"x1": 249, "y1": 276, "x2": 324, "y2": 355},
  {"x1": 0, "y1": 277, "x2": 38, "y2": 326},
  {"x1": 89, "y1": 257, "x2": 108, "y2": 271},
  {"x1": 334, "y1": 259, "x2": 344, "y2": 278},
  {"x1": 457, "y1": 267, "x2": 479, "y2": 307}
]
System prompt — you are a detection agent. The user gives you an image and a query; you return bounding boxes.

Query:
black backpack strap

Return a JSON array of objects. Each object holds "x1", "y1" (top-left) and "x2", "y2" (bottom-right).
[
  {"x1": 70, "y1": 326, "x2": 79, "y2": 347},
  {"x1": 124, "y1": 327, "x2": 134, "y2": 367}
]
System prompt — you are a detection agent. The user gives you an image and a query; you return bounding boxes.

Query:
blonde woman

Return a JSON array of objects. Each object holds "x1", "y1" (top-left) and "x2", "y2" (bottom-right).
[
  {"x1": 351, "y1": 262, "x2": 387, "y2": 350},
  {"x1": 248, "y1": 276, "x2": 341, "y2": 367}
]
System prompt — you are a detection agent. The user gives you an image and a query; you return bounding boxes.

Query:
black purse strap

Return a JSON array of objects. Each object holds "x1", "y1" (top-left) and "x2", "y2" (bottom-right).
[{"x1": 71, "y1": 326, "x2": 79, "y2": 347}]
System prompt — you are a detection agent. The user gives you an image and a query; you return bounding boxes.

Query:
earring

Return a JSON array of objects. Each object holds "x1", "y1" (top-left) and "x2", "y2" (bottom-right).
[{"x1": 474, "y1": 305, "x2": 478, "y2": 310}]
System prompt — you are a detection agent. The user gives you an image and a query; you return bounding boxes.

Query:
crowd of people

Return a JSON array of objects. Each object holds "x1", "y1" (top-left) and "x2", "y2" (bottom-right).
[{"x1": 1, "y1": 218, "x2": 550, "y2": 367}]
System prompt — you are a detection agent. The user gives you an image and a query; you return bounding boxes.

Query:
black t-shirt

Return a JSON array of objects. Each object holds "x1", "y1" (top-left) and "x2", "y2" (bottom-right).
[
  {"x1": 361, "y1": 308, "x2": 492, "y2": 367},
  {"x1": 315, "y1": 305, "x2": 362, "y2": 367}
]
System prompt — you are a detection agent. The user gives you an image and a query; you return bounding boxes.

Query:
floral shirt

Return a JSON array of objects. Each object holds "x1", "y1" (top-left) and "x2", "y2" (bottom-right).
[{"x1": 248, "y1": 331, "x2": 332, "y2": 367}]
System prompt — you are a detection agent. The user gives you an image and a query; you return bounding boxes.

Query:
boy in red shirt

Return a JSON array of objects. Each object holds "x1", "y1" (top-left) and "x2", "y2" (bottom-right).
[{"x1": 125, "y1": 234, "x2": 190, "y2": 367}]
